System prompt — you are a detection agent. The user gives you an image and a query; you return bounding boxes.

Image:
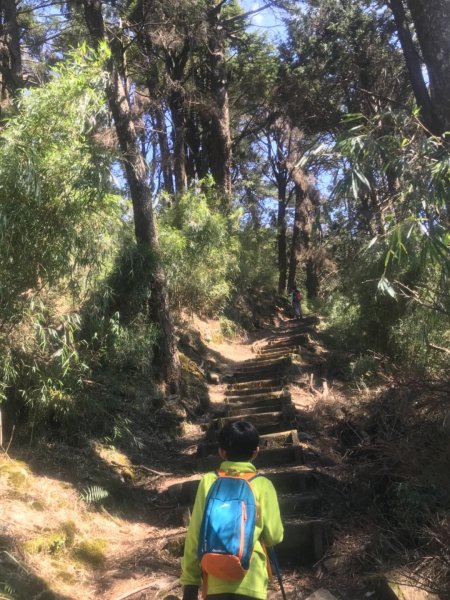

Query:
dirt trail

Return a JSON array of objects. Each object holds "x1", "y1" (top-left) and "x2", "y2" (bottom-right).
[{"x1": 2, "y1": 311, "x2": 412, "y2": 600}]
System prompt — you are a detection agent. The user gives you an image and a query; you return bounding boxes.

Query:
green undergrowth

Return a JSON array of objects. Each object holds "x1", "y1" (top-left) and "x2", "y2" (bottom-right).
[{"x1": 314, "y1": 380, "x2": 450, "y2": 596}]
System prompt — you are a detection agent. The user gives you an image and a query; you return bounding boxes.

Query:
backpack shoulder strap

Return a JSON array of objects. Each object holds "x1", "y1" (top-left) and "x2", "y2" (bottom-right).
[{"x1": 216, "y1": 469, "x2": 258, "y2": 481}]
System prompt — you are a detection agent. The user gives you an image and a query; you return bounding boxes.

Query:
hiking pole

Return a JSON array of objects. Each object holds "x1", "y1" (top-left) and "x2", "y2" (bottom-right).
[{"x1": 268, "y1": 547, "x2": 287, "y2": 600}]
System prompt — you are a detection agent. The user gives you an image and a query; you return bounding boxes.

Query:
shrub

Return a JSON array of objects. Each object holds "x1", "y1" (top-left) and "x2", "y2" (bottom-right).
[{"x1": 159, "y1": 179, "x2": 240, "y2": 314}]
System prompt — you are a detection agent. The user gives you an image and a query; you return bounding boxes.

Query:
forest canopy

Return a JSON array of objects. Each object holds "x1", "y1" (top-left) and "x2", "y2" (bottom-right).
[{"x1": 0, "y1": 0, "x2": 448, "y2": 432}]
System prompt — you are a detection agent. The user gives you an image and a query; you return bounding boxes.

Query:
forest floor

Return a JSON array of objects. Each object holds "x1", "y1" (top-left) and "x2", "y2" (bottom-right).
[{"x1": 1, "y1": 307, "x2": 449, "y2": 600}]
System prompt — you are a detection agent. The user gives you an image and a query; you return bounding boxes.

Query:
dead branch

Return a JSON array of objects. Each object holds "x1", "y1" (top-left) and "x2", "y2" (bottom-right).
[
  {"x1": 428, "y1": 343, "x2": 450, "y2": 355},
  {"x1": 110, "y1": 460, "x2": 169, "y2": 477}
]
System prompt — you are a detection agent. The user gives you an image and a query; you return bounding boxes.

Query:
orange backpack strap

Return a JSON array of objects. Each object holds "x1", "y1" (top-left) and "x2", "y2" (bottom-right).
[{"x1": 216, "y1": 469, "x2": 258, "y2": 481}]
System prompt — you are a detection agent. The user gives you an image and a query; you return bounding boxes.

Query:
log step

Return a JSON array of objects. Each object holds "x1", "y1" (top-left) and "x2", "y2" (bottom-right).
[
  {"x1": 197, "y1": 429, "x2": 299, "y2": 458},
  {"x1": 168, "y1": 466, "x2": 316, "y2": 505},
  {"x1": 212, "y1": 410, "x2": 294, "y2": 434},
  {"x1": 277, "y1": 518, "x2": 329, "y2": 564},
  {"x1": 226, "y1": 392, "x2": 290, "y2": 407},
  {"x1": 227, "y1": 378, "x2": 282, "y2": 391}
]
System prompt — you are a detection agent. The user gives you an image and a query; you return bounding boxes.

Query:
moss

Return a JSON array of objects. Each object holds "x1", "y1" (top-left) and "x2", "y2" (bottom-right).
[
  {"x1": 24, "y1": 531, "x2": 67, "y2": 555},
  {"x1": 61, "y1": 521, "x2": 78, "y2": 546},
  {"x1": 0, "y1": 460, "x2": 30, "y2": 490},
  {"x1": 73, "y1": 538, "x2": 107, "y2": 568},
  {"x1": 179, "y1": 353, "x2": 209, "y2": 411},
  {"x1": 93, "y1": 443, "x2": 138, "y2": 482},
  {"x1": 23, "y1": 522, "x2": 78, "y2": 556},
  {"x1": 179, "y1": 353, "x2": 204, "y2": 378}
]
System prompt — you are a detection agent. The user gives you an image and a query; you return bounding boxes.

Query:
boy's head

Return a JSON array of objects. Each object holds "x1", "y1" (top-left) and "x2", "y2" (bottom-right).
[{"x1": 218, "y1": 421, "x2": 260, "y2": 461}]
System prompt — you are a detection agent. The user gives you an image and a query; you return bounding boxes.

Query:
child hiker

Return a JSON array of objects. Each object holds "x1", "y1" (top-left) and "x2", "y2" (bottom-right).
[
  {"x1": 291, "y1": 287, "x2": 303, "y2": 320},
  {"x1": 181, "y1": 421, "x2": 284, "y2": 600}
]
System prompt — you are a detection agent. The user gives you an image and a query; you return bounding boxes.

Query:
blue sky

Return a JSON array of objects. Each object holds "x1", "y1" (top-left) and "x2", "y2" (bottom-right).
[{"x1": 240, "y1": 1, "x2": 286, "y2": 38}]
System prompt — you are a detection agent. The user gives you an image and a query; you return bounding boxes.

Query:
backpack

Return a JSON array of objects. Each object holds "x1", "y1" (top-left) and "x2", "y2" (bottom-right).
[
  {"x1": 294, "y1": 290, "x2": 301, "y2": 302},
  {"x1": 198, "y1": 471, "x2": 259, "y2": 580}
]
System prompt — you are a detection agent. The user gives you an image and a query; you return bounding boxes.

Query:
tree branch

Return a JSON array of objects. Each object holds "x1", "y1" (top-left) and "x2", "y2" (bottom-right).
[{"x1": 428, "y1": 343, "x2": 450, "y2": 355}]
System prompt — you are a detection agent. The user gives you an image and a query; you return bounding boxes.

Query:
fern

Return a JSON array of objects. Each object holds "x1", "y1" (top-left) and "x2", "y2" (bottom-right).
[
  {"x1": 0, "y1": 581, "x2": 16, "y2": 600},
  {"x1": 80, "y1": 485, "x2": 109, "y2": 505}
]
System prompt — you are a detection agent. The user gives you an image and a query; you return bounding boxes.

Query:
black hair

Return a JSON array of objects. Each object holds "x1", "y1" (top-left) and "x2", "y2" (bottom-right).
[{"x1": 218, "y1": 421, "x2": 260, "y2": 461}]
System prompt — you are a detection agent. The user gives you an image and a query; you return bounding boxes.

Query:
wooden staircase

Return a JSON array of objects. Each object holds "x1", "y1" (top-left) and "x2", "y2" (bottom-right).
[{"x1": 169, "y1": 316, "x2": 329, "y2": 566}]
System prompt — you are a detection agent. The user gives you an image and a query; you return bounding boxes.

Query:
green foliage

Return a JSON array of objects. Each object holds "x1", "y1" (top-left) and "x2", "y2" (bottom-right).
[
  {"x1": 349, "y1": 354, "x2": 379, "y2": 387},
  {"x1": 384, "y1": 482, "x2": 438, "y2": 527},
  {"x1": 0, "y1": 304, "x2": 89, "y2": 428},
  {"x1": 219, "y1": 316, "x2": 244, "y2": 340},
  {"x1": 281, "y1": 0, "x2": 409, "y2": 133},
  {"x1": 81, "y1": 239, "x2": 159, "y2": 376},
  {"x1": 73, "y1": 538, "x2": 107, "y2": 568},
  {"x1": 335, "y1": 111, "x2": 450, "y2": 279},
  {"x1": 235, "y1": 226, "x2": 278, "y2": 292},
  {"x1": 322, "y1": 109, "x2": 450, "y2": 375},
  {"x1": 321, "y1": 294, "x2": 362, "y2": 350},
  {"x1": 0, "y1": 44, "x2": 120, "y2": 321},
  {"x1": 0, "y1": 47, "x2": 128, "y2": 435},
  {"x1": 389, "y1": 305, "x2": 450, "y2": 376},
  {"x1": 159, "y1": 179, "x2": 240, "y2": 314}
]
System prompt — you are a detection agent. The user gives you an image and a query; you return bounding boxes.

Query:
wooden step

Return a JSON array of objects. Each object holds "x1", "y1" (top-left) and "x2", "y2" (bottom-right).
[
  {"x1": 212, "y1": 410, "x2": 295, "y2": 435},
  {"x1": 236, "y1": 355, "x2": 291, "y2": 367},
  {"x1": 161, "y1": 517, "x2": 328, "y2": 566},
  {"x1": 253, "y1": 348, "x2": 295, "y2": 359},
  {"x1": 225, "y1": 387, "x2": 282, "y2": 398},
  {"x1": 227, "y1": 378, "x2": 282, "y2": 391},
  {"x1": 197, "y1": 429, "x2": 299, "y2": 459},
  {"x1": 225, "y1": 384, "x2": 283, "y2": 397},
  {"x1": 278, "y1": 518, "x2": 329, "y2": 564},
  {"x1": 197, "y1": 430, "x2": 303, "y2": 471},
  {"x1": 278, "y1": 493, "x2": 320, "y2": 517},
  {"x1": 168, "y1": 466, "x2": 317, "y2": 505},
  {"x1": 233, "y1": 358, "x2": 290, "y2": 374},
  {"x1": 257, "y1": 344, "x2": 297, "y2": 354},
  {"x1": 266, "y1": 335, "x2": 308, "y2": 348},
  {"x1": 197, "y1": 444, "x2": 303, "y2": 471},
  {"x1": 231, "y1": 367, "x2": 288, "y2": 383},
  {"x1": 226, "y1": 401, "x2": 284, "y2": 417},
  {"x1": 226, "y1": 392, "x2": 291, "y2": 409}
]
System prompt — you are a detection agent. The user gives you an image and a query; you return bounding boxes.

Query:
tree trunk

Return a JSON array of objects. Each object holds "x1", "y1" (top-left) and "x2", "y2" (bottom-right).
[
  {"x1": 298, "y1": 189, "x2": 318, "y2": 300},
  {"x1": 207, "y1": 3, "x2": 232, "y2": 205},
  {"x1": 287, "y1": 183, "x2": 304, "y2": 292},
  {"x1": 387, "y1": 0, "x2": 440, "y2": 133},
  {"x1": 276, "y1": 178, "x2": 288, "y2": 294},
  {"x1": 185, "y1": 109, "x2": 204, "y2": 182},
  {"x1": 288, "y1": 166, "x2": 321, "y2": 300},
  {"x1": 168, "y1": 89, "x2": 187, "y2": 193},
  {"x1": 83, "y1": 0, "x2": 180, "y2": 393},
  {"x1": 0, "y1": 0, "x2": 23, "y2": 107},
  {"x1": 153, "y1": 102, "x2": 174, "y2": 194},
  {"x1": 405, "y1": 0, "x2": 450, "y2": 133}
]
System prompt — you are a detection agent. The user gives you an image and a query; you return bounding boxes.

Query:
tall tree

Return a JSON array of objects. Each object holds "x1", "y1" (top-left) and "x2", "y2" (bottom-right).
[
  {"x1": 387, "y1": 0, "x2": 439, "y2": 133},
  {"x1": 0, "y1": 0, "x2": 23, "y2": 108},
  {"x1": 287, "y1": 165, "x2": 320, "y2": 298},
  {"x1": 404, "y1": 0, "x2": 450, "y2": 134},
  {"x1": 83, "y1": 0, "x2": 180, "y2": 393},
  {"x1": 206, "y1": 0, "x2": 233, "y2": 202}
]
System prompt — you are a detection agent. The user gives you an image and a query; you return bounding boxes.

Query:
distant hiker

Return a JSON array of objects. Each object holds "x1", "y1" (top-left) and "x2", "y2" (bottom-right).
[
  {"x1": 181, "y1": 421, "x2": 284, "y2": 600},
  {"x1": 291, "y1": 287, "x2": 303, "y2": 319}
]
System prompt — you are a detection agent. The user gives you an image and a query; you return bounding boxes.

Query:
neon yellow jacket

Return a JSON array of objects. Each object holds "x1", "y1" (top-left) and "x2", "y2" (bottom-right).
[{"x1": 180, "y1": 461, "x2": 284, "y2": 599}]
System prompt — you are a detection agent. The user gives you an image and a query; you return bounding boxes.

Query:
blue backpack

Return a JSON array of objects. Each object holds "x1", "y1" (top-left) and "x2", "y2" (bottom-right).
[{"x1": 198, "y1": 471, "x2": 259, "y2": 580}]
